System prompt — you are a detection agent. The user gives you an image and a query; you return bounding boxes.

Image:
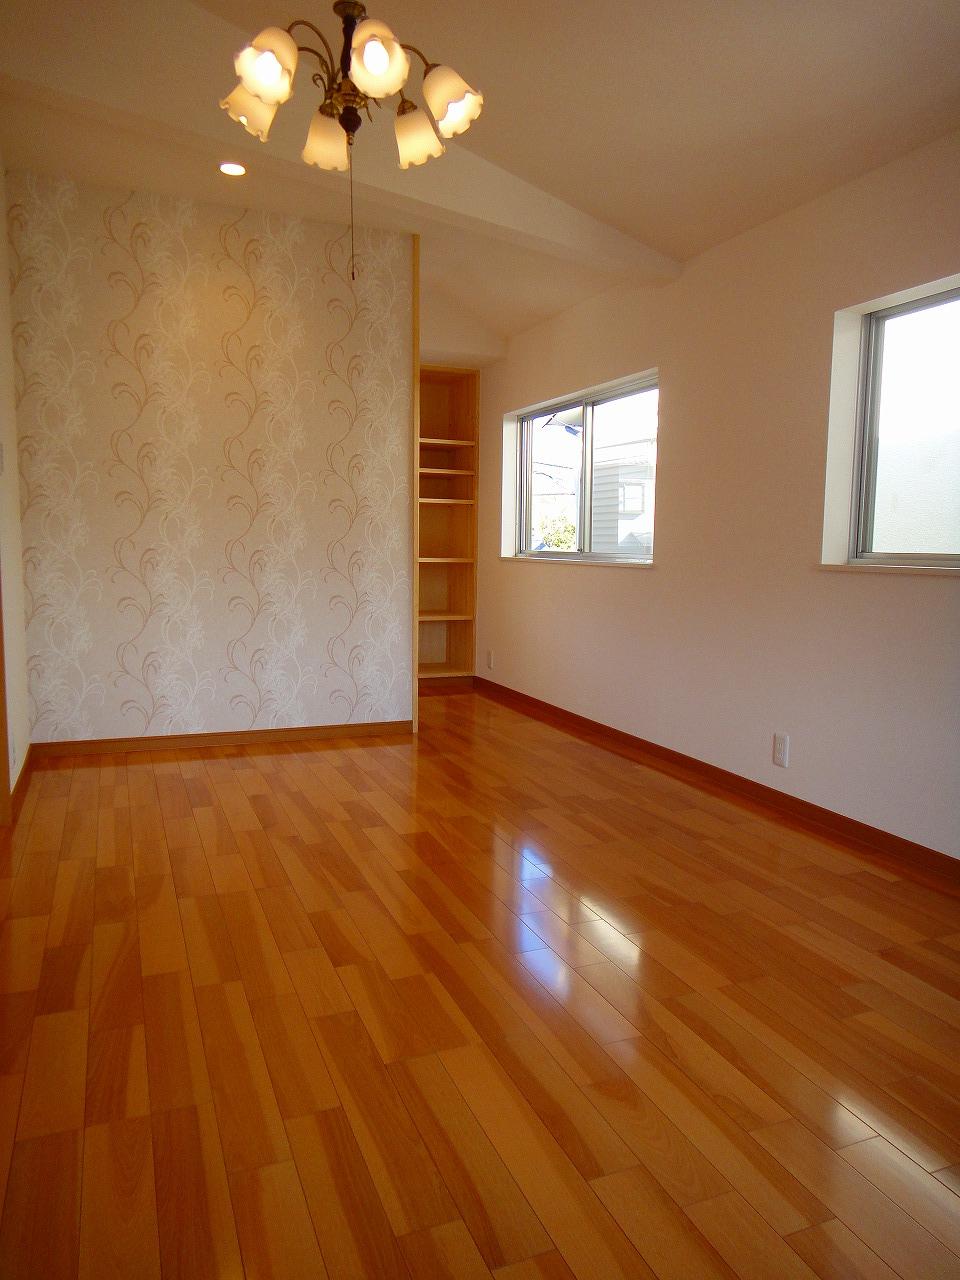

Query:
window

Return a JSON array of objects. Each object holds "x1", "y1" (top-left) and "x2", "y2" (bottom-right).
[
  {"x1": 516, "y1": 380, "x2": 658, "y2": 562},
  {"x1": 853, "y1": 288, "x2": 960, "y2": 566}
]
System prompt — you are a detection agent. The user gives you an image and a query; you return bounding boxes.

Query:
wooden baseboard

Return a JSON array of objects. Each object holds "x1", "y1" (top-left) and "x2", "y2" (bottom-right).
[
  {"x1": 6, "y1": 744, "x2": 34, "y2": 826},
  {"x1": 30, "y1": 720, "x2": 413, "y2": 760},
  {"x1": 473, "y1": 677, "x2": 959, "y2": 888}
]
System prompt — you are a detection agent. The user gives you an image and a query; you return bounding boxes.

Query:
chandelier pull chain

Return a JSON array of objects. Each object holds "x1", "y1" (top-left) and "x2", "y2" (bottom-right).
[{"x1": 349, "y1": 140, "x2": 356, "y2": 281}]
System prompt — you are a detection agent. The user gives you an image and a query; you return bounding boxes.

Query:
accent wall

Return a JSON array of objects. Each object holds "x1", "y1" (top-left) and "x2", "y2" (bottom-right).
[{"x1": 8, "y1": 173, "x2": 413, "y2": 741}]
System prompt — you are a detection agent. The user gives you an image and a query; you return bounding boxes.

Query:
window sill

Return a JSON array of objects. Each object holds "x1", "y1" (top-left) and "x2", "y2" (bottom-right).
[
  {"x1": 502, "y1": 555, "x2": 654, "y2": 569},
  {"x1": 820, "y1": 562, "x2": 960, "y2": 578}
]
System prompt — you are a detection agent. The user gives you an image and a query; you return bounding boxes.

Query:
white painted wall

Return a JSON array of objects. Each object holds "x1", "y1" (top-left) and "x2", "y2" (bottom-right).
[
  {"x1": 0, "y1": 154, "x2": 29, "y2": 787},
  {"x1": 476, "y1": 130, "x2": 960, "y2": 857},
  {"x1": 420, "y1": 287, "x2": 506, "y2": 368}
]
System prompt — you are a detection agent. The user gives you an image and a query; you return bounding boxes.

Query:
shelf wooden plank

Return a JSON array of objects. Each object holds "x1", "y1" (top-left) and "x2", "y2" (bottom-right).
[
  {"x1": 417, "y1": 663, "x2": 474, "y2": 678},
  {"x1": 419, "y1": 437, "x2": 476, "y2": 447},
  {"x1": 418, "y1": 498, "x2": 476, "y2": 506},
  {"x1": 419, "y1": 468, "x2": 475, "y2": 476},
  {"x1": 418, "y1": 557, "x2": 474, "y2": 564},
  {"x1": 418, "y1": 613, "x2": 474, "y2": 623}
]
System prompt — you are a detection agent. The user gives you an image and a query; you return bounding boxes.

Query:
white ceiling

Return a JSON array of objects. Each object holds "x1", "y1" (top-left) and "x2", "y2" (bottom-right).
[{"x1": 1, "y1": 0, "x2": 958, "y2": 362}]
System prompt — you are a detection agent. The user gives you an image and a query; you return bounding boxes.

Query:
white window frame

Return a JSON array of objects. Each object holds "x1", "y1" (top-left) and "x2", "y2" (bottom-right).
[
  {"x1": 512, "y1": 375, "x2": 658, "y2": 565},
  {"x1": 852, "y1": 286, "x2": 960, "y2": 569},
  {"x1": 822, "y1": 273, "x2": 960, "y2": 574}
]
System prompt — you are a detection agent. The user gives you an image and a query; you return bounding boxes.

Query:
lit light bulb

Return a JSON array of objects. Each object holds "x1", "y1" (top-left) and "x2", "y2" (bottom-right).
[
  {"x1": 442, "y1": 95, "x2": 469, "y2": 128},
  {"x1": 219, "y1": 162, "x2": 246, "y2": 176},
  {"x1": 362, "y1": 37, "x2": 390, "y2": 76},
  {"x1": 254, "y1": 49, "x2": 283, "y2": 85},
  {"x1": 349, "y1": 18, "x2": 409, "y2": 96},
  {"x1": 238, "y1": 114, "x2": 248, "y2": 125},
  {"x1": 233, "y1": 29, "x2": 298, "y2": 104}
]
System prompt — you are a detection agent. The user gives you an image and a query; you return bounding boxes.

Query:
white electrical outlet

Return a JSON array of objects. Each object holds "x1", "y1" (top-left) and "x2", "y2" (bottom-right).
[
  {"x1": 486, "y1": 649, "x2": 494, "y2": 670},
  {"x1": 773, "y1": 732, "x2": 790, "y2": 768}
]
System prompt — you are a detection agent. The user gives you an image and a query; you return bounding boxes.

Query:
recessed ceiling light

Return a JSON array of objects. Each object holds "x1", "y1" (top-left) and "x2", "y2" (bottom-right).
[{"x1": 219, "y1": 162, "x2": 246, "y2": 176}]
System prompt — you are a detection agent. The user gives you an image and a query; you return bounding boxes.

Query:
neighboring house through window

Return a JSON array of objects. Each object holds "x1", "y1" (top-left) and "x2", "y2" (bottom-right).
[{"x1": 513, "y1": 379, "x2": 659, "y2": 563}]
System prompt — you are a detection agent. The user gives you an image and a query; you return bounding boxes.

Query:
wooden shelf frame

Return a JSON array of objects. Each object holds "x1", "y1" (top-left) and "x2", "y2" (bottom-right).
[
  {"x1": 415, "y1": 367, "x2": 479, "y2": 682},
  {"x1": 418, "y1": 497, "x2": 476, "y2": 506}
]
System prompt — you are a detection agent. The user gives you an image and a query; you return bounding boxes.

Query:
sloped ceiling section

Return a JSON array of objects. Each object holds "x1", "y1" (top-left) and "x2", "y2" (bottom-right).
[
  {"x1": 1, "y1": 0, "x2": 959, "y2": 361},
  {"x1": 0, "y1": 0, "x2": 680, "y2": 363}
]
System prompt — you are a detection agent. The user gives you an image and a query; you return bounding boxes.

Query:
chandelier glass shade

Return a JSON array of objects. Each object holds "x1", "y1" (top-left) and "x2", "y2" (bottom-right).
[
  {"x1": 219, "y1": 0, "x2": 483, "y2": 172},
  {"x1": 349, "y1": 18, "x2": 410, "y2": 97},
  {"x1": 302, "y1": 104, "x2": 350, "y2": 170},
  {"x1": 220, "y1": 84, "x2": 279, "y2": 141},
  {"x1": 422, "y1": 65, "x2": 483, "y2": 139},
  {"x1": 395, "y1": 100, "x2": 445, "y2": 169},
  {"x1": 234, "y1": 26, "x2": 299, "y2": 104}
]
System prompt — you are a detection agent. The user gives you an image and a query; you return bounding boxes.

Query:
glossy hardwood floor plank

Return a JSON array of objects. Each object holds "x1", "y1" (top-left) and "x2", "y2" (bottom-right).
[
  {"x1": 785, "y1": 1218, "x2": 902, "y2": 1280},
  {"x1": 605, "y1": 1036, "x2": 830, "y2": 1236},
  {"x1": 142, "y1": 968, "x2": 212, "y2": 1112},
  {"x1": 341, "y1": 961, "x2": 472, "y2": 1062},
  {"x1": 700, "y1": 982, "x2": 960, "y2": 1172},
  {"x1": 0, "y1": 1129, "x2": 82, "y2": 1280},
  {"x1": 585, "y1": 1067, "x2": 732, "y2": 1208},
  {"x1": 484, "y1": 1027, "x2": 635, "y2": 1180},
  {"x1": 0, "y1": 1074, "x2": 22, "y2": 1210},
  {"x1": 136, "y1": 873, "x2": 188, "y2": 976},
  {"x1": 752, "y1": 1118, "x2": 960, "y2": 1280},
  {"x1": 592, "y1": 1164, "x2": 737, "y2": 1280},
  {"x1": 78, "y1": 1116, "x2": 161, "y2": 1280},
  {"x1": 391, "y1": 1051, "x2": 553, "y2": 1269},
  {"x1": 668, "y1": 989, "x2": 877, "y2": 1149},
  {"x1": 684, "y1": 1190, "x2": 820, "y2": 1279},
  {"x1": 441, "y1": 1041, "x2": 658, "y2": 1280},
  {"x1": 0, "y1": 915, "x2": 48, "y2": 994},
  {"x1": 313, "y1": 1010, "x2": 457, "y2": 1236},
  {"x1": 17, "y1": 1009, "x2": 87, "y2": 1140},
  {"x1": 493, "y1": 1253, "x2": 577, "y2": 1280},
  {"x1": 194, "y1": 980, "x2": 290, "y2": 1173},
  {"x1": 248, "y1": 992, "x2": 339, "y2": 1119},
  {"x1": 229, "y1": 1159, "x2": 329, "y2": 1279},
  {"x1": 35, "y1": 942, "x2": 91, "y2": 1016},
  {"x1": 219, "y1": 888, "x2": 296, "y2": 1001},
  {"x1": 152, "y1": 1103, "x2": 243, "y2": 1279},
  {"x1": 837, "y1": 1133, "x2": 960, "y2": 1255},
  {"x1": 288, "y1": 1106, "x2": 410, "y2": 1280},
  {"x1": 47, "y1": 860, "x2": 95, "y2": 948},
  {"x1": 400, "y1": 1217, "x2": 494, "y2": 1279},
  {"x1": 1, "y1": 691, "x2": 958, "y2": 1280}
]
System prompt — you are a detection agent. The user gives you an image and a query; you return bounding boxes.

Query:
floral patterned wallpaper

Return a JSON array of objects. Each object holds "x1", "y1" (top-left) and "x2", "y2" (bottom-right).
[{"x1": 7, "y1": 173, "x2": 412, "y2": 741}]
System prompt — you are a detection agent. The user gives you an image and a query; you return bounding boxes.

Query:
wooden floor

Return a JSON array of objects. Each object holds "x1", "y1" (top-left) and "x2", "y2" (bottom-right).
[{"x1": 0, "y1": 690, "x2": 959, "y2": 1279}]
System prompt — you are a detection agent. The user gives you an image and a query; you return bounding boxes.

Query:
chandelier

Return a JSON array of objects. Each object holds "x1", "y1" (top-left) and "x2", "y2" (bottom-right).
[{"x1": 220, "y1": 1, "x2": 483, "y2": 172}]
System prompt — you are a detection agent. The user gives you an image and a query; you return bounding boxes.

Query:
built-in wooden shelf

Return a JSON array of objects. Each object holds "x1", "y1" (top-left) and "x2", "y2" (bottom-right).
[{"x1": 416, "y1": 368, "x2": 479, "y2": 684}]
